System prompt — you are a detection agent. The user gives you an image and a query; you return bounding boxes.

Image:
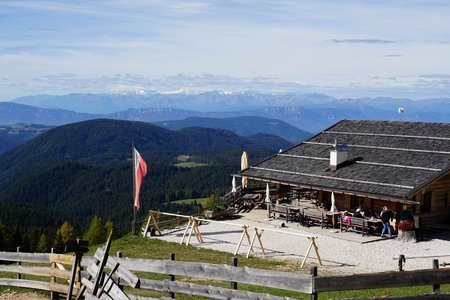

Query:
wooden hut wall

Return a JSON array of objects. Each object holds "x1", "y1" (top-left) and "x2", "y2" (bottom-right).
[{"x1": 426, "y1": 172, "x2": 450, "y2": 211}]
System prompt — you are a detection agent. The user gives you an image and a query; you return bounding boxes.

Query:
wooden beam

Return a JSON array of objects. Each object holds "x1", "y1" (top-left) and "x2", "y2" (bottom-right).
[
  {"x1": 104, "y1": 259, "x2": 314, "y2": 293},
  {"x1": 315, "y1": 268, "x2": 450, "y2": 292},
  {"x1": 94, "y1": 248, "x2": 139, "y2": 288},
  {"x1": 138, "y1": 278, "x2": 298, "y2": 300},
  {"x1": 0, "y1": 278, "x2": 78, "y2": 295},
  {"x1": 50, "y1": 254, "x2": 74, "y2": 265},
  {"x1": 0, "y1": 252, "x2": 50, "y2": 263},
  {"x1": 0, "y1": 265, "x2": 71, "y2": 280},
  {"x1": 92, "y1": 231, "x2": 113, "y2": 295},
  {"x1": 234, "y1": 225, "x2": 254, "y2": 256},
  {"x1": 180, "y1": 218, "x2": 192, "y2": 245}
]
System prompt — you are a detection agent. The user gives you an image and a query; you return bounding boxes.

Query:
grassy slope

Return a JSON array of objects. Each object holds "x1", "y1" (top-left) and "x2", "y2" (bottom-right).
[
  {"x1": 172, "y1": 197, "x2": 209, "y2": 206},
  {"x1": 1, "y1": 235, "x2": 448, "y2": 299},
  {"x1": 104, "y1": 235, "x2": 449, "y2": 299}
]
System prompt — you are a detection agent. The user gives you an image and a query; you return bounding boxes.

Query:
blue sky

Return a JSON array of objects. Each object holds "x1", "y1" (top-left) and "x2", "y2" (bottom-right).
[{"x1": 1, "y1": 0, "x2": 450, "y2": 99}]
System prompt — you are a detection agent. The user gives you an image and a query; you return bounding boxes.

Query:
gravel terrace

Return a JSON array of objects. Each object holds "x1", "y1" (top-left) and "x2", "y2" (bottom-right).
[{"x1": 154, "y1": 209, "x2": 450, "y2": 276}]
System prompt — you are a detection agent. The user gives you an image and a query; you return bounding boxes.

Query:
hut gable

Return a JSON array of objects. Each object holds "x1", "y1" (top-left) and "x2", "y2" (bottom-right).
[{"x1": 240, "y1": 120, "x2": 450, "y2": 202}]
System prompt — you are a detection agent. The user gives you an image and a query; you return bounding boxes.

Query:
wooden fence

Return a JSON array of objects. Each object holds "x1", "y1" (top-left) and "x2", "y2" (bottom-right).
[
  {"x1": 0, "y1": 251, "x2": 81, "y2": 298},
  {"x1": 1, "y1": 250, "x2": 450, "y2": 299}
]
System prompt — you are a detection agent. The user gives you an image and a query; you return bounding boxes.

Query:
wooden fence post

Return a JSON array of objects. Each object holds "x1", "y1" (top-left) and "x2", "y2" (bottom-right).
[
  {"x1": 231, "y1": 257, "x2": 238, "y2": 290},
  {"x1": 16, "y1": 246, "x2": 21, "y2": 280},
  {"x1": 169, "y1": 253, "x2": 175, "y2": 299},
  {"x1": 310, "y1": 266, "x2": 317, "y2": 300},
  {"x1": 398, "y1": 254, "x2": 405, "y2": 272},
  {"x1": 116, "y1": 251, "x2": 123, "y2": 290},
  {"x1": 433, "y1": 259, "x2": 440, "y2": 294},
  {"x1": 50, "y1": 247, "x2": 59, "y2": 300}
]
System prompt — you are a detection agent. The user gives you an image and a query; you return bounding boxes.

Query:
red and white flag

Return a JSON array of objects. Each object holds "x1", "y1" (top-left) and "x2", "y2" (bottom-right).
[{"x1": 133, "y1": 147, "x2": 147, "y2": 210}]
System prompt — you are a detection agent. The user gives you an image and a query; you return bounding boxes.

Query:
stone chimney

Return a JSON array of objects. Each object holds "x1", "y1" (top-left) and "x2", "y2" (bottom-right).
[{"x1": 330, "y1": 139, "x2": 348, "y2": 171}]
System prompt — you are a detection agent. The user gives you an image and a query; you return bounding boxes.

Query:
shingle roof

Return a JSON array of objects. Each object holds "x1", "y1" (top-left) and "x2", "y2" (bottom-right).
[{"x1": 240, "y1": 120, "x2": 450, "y2": 201}]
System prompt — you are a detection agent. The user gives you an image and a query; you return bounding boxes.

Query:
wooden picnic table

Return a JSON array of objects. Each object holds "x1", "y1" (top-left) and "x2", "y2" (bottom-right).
[
  {"x1": 325, "y1": 211, "x2": 341, "y2": 228},
  {"x1": 241, "y1": 193, "x2": 261, "y2": 206}
]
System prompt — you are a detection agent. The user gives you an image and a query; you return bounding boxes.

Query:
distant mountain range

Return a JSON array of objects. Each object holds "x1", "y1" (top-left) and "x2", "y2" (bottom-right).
[
  {"x1": 0, "y1": 101, "x2": 101, "y2": 125},
  {"x1": 0, "y1": 103, "x2": 312, "y2": 145},
  {"x1": 4, "y1": 91, "x2": 450, "y2": 133},
  {"x1": 154, "y1": 116, "x2": 311, "y2": 144},
  {"x1": 10, "y1": 91, "x2": 336, "y2": 114}
]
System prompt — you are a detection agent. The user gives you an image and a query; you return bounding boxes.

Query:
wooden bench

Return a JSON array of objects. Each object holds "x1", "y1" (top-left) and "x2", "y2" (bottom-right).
[
  {"x1": 268, "y1": 204, "x2": 298, "y2": 222},
  {"x1": 339, "y1": 215, "x2": 370, "y2": 236},
  {"x1": 302, "y1": 209, "x2": 332, "y2": 229}
]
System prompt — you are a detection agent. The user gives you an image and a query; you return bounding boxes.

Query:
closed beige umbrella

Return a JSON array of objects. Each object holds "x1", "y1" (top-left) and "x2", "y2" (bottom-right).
[
  {"x1": 241, "y1": 151, "x2": 249, "y2": 188},
  {"x1": 231, "y1": 175, "x2": 237, "y2": 193},
  {"x1": 330, "y1": 191, "x2": 338, "y2": 212},
  {"x1": 265, "y1": 183, "x2": 270, "y2": 203}
]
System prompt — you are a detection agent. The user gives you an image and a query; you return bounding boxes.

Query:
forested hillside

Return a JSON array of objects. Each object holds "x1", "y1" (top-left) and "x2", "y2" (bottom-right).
[
  {"x1": 0, "y1": 119, "x2": 286, "y2": 251},
  {"x1": 0, "y1": 123, "x2": 52, "y2": 154}
]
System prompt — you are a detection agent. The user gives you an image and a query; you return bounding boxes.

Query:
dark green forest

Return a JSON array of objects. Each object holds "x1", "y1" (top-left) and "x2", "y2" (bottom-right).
[{"x1": 0, "y1": 119, "x2": 284, "y2": 251}]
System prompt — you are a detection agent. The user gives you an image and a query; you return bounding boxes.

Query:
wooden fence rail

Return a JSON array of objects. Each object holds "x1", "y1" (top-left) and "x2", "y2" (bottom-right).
[
  {"x1": 0, "y1": 250, "x2": 80, "y2": 298},
  {"x1": 1, "y1": 251, "x2": 450, "y2": 299}
]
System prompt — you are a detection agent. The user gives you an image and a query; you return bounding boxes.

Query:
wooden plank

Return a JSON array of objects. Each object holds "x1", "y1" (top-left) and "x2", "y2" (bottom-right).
[
  {"x1": 99, "y1": 294, "x2": 113, "y2": 300},
  {"x1": 315, "y1": 268, "x2": 450, "y2": 292},
  {"x1": 139, "y1": 278, "x2": 298, "y2": 300},
  {"x1": 0, "y1": 278, "x2": 77, "y2": 294},
  {"x1": 0, "y1": 251, "x2": 50, "y2": 263},
  {"x1": 127, "y1": 295, "x2": 164, "y2": 300},
  {"x1": 49, "y1": 282, "x2": 79, "y2": 295},
  {"x1": 50, "y1": 253, "x2": 74, "y2": 265},
  {"x1": 92, "y1": 232, "x2": 113, "y2": 295},
  {"x1": 81, "y1": 277, "x2": 95, "y2": 291},
  {"x1": 110, "y1": 258, "x2": 313, "y2": 293},
  {"x1": 99, "y1": 277, "x2": 130, "y2": 300},
  {"x1": 87, "y1": 261, "x2": 100, "y2": 278},
  {"x1": 85, "y1": 294, "x2": 100, "y2": 300},
  {"x1": 94, "y1": 248, "x2": 139, "y2": 288},
  {"x1": 0, "y1": 265, "x2": 72, "y2": 280},
  {"x1": 343, "y1": 294, "x2": 450, "y2": 300}
]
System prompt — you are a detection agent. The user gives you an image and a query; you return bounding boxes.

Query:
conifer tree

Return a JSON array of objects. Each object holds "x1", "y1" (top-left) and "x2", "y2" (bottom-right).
[
  {"x1": 83, "y1": 216, "x2": 105, "y2": 245},
  {"x1": 59, "y1": 221, "x2": 77, "y2": 242},
  {"x1": 37, "y1": 233, "x2": 48, "y2": 253},
  {"x1": 54, "y1": 221, "x2": 76, "y2": 251}
]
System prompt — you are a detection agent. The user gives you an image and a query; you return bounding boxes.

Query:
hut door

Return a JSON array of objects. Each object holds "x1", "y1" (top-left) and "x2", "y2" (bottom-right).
[{"x1": 422, "y1": 191, "x2": 432, "y2": 212}]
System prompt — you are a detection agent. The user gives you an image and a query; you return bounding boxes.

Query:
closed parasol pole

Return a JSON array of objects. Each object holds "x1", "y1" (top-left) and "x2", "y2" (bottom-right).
[
  {"x1": 330, "y1": 191, "x2": 337, "y2": 212},
  {"x1": 241, "y1": 151, "x2": 249, "y2": 189}
]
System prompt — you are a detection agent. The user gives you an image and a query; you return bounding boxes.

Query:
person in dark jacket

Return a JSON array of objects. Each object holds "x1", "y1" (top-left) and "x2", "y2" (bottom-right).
[
  {"x1": 353, "y1": 208, "x2": 364, "y2": 218},
  {"x1": 380, "y1": 206, "x2": 393, "y2": 238}
]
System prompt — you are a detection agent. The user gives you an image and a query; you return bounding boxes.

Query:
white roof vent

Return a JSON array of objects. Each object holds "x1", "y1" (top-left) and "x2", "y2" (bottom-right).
[{"x1": 330, "y1": 139, "x2": 348, "y2": 171}]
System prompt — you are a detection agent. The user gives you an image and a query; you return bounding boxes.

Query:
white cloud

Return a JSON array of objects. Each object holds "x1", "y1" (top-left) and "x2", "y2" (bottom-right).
[{"x1": 1, "y1": 1, "x2": 450, "y2": 99}]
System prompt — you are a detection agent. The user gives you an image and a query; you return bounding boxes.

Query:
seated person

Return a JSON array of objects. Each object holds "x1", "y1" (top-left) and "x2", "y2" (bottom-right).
[
  {"x1": 353, "y1": 208, "x2": 364, "y2": 218},
  {"x1": 342, "y1": 211, "x2": 351, "y2": 225}
]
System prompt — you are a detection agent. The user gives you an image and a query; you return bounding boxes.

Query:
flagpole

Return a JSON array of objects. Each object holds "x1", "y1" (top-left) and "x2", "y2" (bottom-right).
[{"x1": 132, "y1": 142, "x2": 137, "y2": 235}]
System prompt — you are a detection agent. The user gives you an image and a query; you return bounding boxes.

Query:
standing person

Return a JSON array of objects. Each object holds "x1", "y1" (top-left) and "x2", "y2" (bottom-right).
[{"x1": 380, "y1": 206, "x2": 393, "y2": 238}]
